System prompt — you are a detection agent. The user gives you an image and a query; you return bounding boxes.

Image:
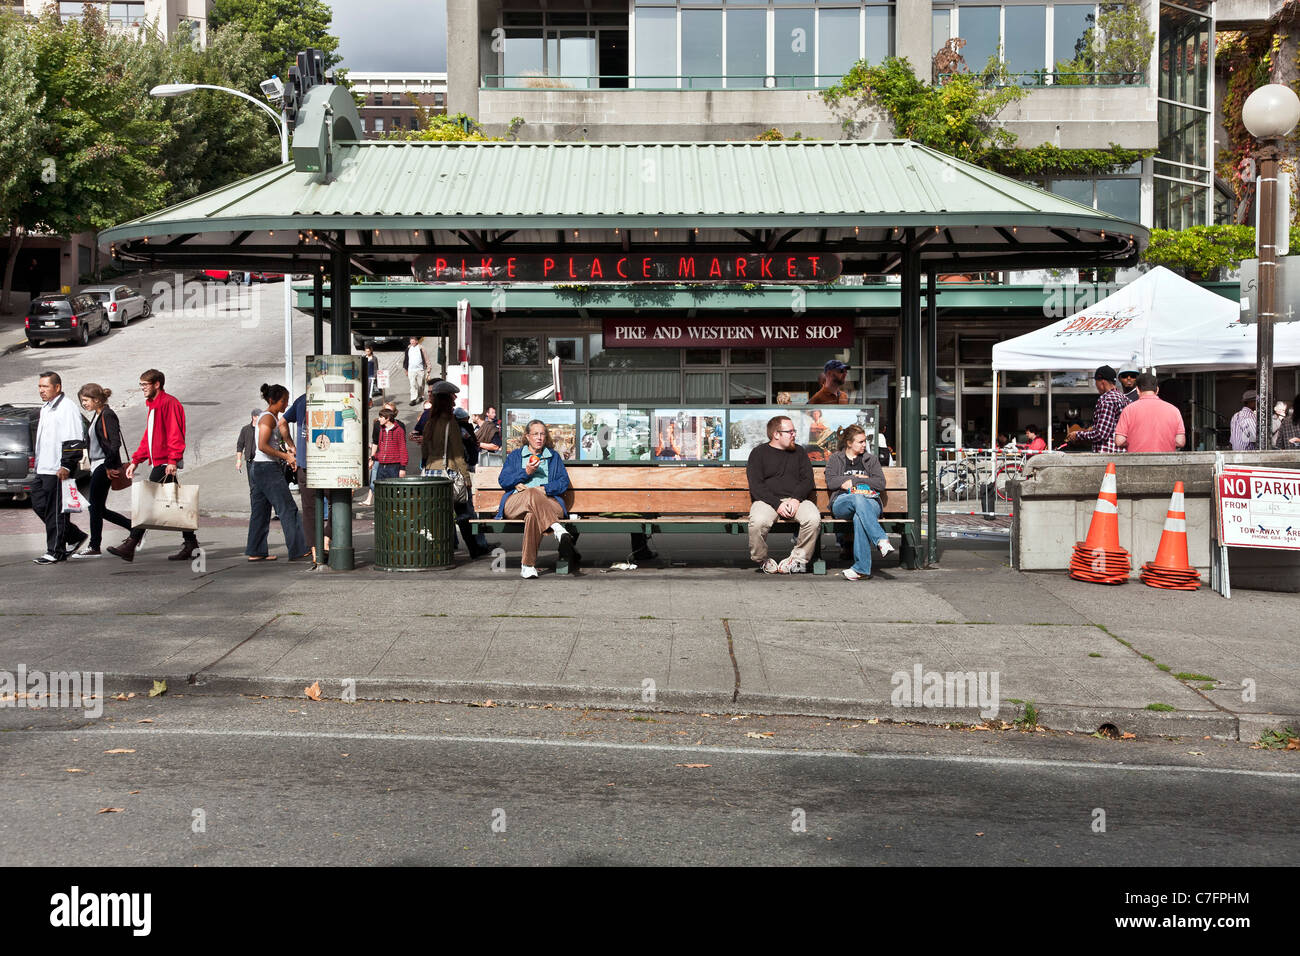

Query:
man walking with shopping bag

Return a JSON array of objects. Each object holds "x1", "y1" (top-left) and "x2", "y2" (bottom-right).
[
  {"x1": 107, "y1": 369, "x2": 200, "y2": 563},
  {"x1": 31, "y1": 372, "x2": 89, "y2": 564}
]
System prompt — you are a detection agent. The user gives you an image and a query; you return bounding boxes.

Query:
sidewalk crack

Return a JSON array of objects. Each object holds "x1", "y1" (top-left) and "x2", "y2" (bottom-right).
[
  {"x1": 189, "y1": 613, "x2": 279, "y2": 682},
  {"x1": 722, "y1": 618, "x2": 740, "y2": 703}
]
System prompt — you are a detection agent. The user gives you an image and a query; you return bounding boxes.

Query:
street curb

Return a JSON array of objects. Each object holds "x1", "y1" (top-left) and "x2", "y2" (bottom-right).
[
  {"x1": 1, "y1": 336, "x2": 28, "y2": 357},
  {"x1": 99, "y1": 672, "x2": 1255, "y2": 740}
]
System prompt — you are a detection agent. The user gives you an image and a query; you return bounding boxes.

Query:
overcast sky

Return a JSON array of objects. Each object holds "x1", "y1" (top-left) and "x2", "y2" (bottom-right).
[{"x1": 328, "y1": 0, "x2": 447, "y2": 73}]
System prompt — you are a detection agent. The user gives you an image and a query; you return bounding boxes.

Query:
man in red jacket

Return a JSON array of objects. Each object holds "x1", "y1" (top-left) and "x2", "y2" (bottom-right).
[{"x1": 107, "y1": 369, "x2": 200, "y2": 562}]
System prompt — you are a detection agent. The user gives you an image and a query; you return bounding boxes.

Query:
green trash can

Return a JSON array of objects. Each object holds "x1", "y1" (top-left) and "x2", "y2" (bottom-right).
[{"x1": 373, "y1": 477, "x2": 455, "y2": 571}]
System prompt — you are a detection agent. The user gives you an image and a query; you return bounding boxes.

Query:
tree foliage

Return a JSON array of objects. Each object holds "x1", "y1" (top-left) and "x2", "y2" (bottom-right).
[
  {"x1": 384, "y1": 111, "x2": 496, "y2": 142},
  {"x1": 1139, "y1": 224, "x2": 1300, "y2": 278},
  {"x1": 208, "y1": 0, "x2": 340, "y2": 85}
]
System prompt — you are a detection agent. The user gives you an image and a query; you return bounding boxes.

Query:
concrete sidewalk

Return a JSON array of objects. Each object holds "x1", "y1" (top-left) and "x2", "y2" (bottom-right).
[{"x1": 1, "y1": 518, "x2": 1294, "y2": 743}]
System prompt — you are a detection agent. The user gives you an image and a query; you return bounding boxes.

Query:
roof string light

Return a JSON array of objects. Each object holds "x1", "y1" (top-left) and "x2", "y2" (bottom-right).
[
  {"x1": 574, "y1": 230, "x2": 579, "y2": 239},
  {"x1": 653, "y1": 229, "x2": 659, "y2": 237},
  {"x1": 1101, "y1": 231, "x2": 1106, "y2": 239},
  {"x1": 854, "y1": 226, "x2": 859, "y2": 235}
]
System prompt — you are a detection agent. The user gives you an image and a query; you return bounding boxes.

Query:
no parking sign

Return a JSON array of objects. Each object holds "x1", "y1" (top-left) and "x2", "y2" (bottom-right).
[{"x1": 1216, "y1": 466, "x2": 1300, "y2": 550}]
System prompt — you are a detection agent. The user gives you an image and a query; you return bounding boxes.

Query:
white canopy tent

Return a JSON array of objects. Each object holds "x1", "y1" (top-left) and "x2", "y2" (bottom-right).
[{"x1": 988, "y1": 266, "x2": 1300, "y2": 464}]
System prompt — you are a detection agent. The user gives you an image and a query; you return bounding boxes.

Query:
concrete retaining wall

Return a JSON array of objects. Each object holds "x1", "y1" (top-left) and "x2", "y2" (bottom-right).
[{"x1": 1011, "y1": 451, "x2": 1300, "y2": 591}]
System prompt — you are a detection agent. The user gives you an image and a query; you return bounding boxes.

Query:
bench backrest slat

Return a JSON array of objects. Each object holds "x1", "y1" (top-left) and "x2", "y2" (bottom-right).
[{"x1": 472, "y1": 465, "x2": 908, "y2": 515}]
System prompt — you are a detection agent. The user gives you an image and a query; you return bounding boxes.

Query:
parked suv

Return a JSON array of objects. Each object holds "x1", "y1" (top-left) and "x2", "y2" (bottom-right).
[
  {"x1": 25, "y1": 293, "x2": 111, "y2": 347},
  {"x1": 81, "y1": 284, "x2": 151, "y2": 326},
  {"x1": 0, "y1": 404, "x2": 40, "y2": 502}
]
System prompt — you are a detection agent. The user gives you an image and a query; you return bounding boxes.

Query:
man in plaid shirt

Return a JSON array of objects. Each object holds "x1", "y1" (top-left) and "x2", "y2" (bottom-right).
[{"x1": 1067, "y1": 365, "x2": 1129, "y2": 454}]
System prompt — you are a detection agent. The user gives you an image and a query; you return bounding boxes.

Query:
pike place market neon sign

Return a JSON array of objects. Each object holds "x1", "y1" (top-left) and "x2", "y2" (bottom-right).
[{"x1": 412, "y1": 252, "x2": 842, "y2": 283}]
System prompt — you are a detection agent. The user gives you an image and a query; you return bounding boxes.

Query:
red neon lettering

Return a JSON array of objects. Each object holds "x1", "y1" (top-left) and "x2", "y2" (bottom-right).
[
  {"x1": 808, "y1": 255, "x2": 820, "y2": 275},
  {"x1": 479, "y1": 257, "x2": 493, "y2": 277},
  {"x1": 590, "y1": 258, "x2": 603, "y2": 279},
  {"x1": 759, "y1": 258, "x2": 773, "y2": 279},
  {"x1": 642, "y1": 257, "x2": 652, "y2": 278},
  {"x1": 568, "y1": 257, "x2": 577, "y2": 279},
  {"x1": 708, "y1": 257, "x2": 722, "y2": 279},
  {"x1": 543, "y1": 257, "x2": 556, "y2": 277},
  {"x1": 507, "y1": 257, "x2": 517, "y2": 279},
  {"x1": 786, "y1": 257, "x2": 797, "y2": 278},
  {"x1": 460, "y1": 258, "x2": 467, "y2": 277},
  {"x1": 678, "y1": 257, "x2": 696, "y2": 279},
  {"x1": 735, "y1": 257, "x2": 747, "y2": 278},
  {"x1": 616, "y1": 257, "x2": 628, "y2": 279},
  {"x1": 435, "y1": 258, "x2": 448, "y2": 278}
]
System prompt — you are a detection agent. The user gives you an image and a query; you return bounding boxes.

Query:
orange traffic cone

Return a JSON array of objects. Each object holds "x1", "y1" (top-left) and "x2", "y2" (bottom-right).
[
  {"x1": 1140, "y1": 482, "x2": 1200, "y2": 591},
  {"x1": 1069, "y1": 462, "x2": 1131, "y2": 584}
]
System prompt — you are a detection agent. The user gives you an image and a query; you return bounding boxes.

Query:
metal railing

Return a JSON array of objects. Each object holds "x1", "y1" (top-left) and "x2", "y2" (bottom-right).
[
  {"x1": 922, "y1": 447, "x2": 1044, "y2": 505},
  {"x1": 482, "y1": 73, "x2": 825, "y2": 91},
  {"x1": 936, "y1": 71, "x2": 1147, "y2": 88}
]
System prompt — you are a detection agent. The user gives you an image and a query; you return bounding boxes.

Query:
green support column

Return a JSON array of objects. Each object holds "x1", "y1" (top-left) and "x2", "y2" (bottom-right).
[
  {"x1": 900, "y1": 250, "x2": 922, "y2": 569},
  {"x1": 926, "y1": 268, "x2": 939, "y2": 567},
  {"x1": 329, "y1": 248, "x2": 354, "y2": 571},
  {"x1": 312, "y1": 270, "x2": 325, "y2": 562}
]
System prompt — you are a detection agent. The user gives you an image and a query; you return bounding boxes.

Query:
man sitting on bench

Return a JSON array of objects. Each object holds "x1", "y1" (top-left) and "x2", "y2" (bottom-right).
[
  {"x1": 497, "y1": 419, "x2": 580, "y2": 578},
  {"x1": 747, "y1": 414, "x2": 820, "y2": 574}
]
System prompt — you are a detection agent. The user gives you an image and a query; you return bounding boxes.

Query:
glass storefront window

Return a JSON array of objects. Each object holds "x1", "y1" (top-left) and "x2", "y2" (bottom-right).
[
  {"x1": 684, "y1": 348, "x2": 723, "y2": 365},
  {"x1": 726, "y1": 8, "x2": 767, "y2": 89},
  {"x1": 774, "y1": 8, "x2": 816, "y2": 87},
  {"x1": 771, "y1": 344, "x2": 858, "y2": 367},
  {"x1": 1050, "y1": 178, "x2": 1093, "y2": 207},
  {"x1": 686, "y1": 372, "x2": 725, "y2": 402},
  {"x1": 682, "y1": 9, "x2": 723, "y2": 89},
  {"x1": 958, "y1": 337, "x2": 997, "y2": 365},
  {"x1": 587, "y1": 342, "x2": 680, "y2": 368},
  {"x1": 1096, "y1": 178, "x2": 1140, "y2": 220},
  {"x1": 729, "y1": 372, "x2": 767, "y2": 404},
  {"x1": 1053, "y1": 4, "x2": 1094, "y2": 67},
  {"x1": 957, "y1": 7, "x2": 1000, "y2": 73},
  {"x1": 635, "y1": 7, "x2": 677, "y2": 83},
  {"x1": 547, "y1": 336, "x2": 586, "y2": 365},
  {"x1": 1003, "y1": 6, "x2": 1046, "y2": 80},
  {"x1": 819, "y1": 8, "x2": 861, "y2": 86},
  {"x1": 503, "y1": 336, "x2": 540, "y2": 365},
  {"x1": 1003, "y1": 371, "x2": 1048, "y2": 389},
  {"x1": 731, "y1": 348, "x2": 767, "y2": 364}
]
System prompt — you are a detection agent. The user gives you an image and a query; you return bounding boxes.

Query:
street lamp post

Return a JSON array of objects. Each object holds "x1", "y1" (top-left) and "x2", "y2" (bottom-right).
[
  {"x1": 149, "y1": 83, "x2": 295, "y2": 393},
  {"x1": 1242, "y1": 83, "x2": 1300, "y2": 450}
]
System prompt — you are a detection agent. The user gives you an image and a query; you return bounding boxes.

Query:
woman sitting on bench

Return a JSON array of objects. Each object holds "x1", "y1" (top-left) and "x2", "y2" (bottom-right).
[{"x1": 497, "y1": 419, "x2": 580, "y2": 578}]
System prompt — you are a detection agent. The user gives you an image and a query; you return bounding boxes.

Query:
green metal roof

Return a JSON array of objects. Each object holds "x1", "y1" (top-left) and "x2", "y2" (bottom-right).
[{"x1": 101, "y1": 140, "x2": 1145, "y2": 273}]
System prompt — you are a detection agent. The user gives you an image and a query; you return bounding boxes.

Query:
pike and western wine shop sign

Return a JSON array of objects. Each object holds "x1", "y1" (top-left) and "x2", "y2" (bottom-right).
[
  {"x1": 413, "y1": 252, "x2": 841, "y2": 283},
  {"x1": 602, "y1": 318, "x2": 854, "y2": 349}
]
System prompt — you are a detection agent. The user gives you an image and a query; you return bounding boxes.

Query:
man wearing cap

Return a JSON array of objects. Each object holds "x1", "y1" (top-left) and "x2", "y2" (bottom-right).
[
  {"x1": 1230, "y1": 389, "x2": 1258, "y2": 450},
  {"x1": 1066, "y1": 365, "x2": 1129, "y2": 454},
  {"x1": 810, "y1": 360, "x2": 851, "y2": 404},
  {"x1": 1118, "y1": 369, "x2": 1141, "y2": 404},
  {"x1": 1114, "y1": 374, "x2": 1185, "y2": 453}
]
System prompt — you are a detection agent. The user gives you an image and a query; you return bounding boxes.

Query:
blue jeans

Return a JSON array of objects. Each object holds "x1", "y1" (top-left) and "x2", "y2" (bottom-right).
[
  {"x1": 247, "y1": 462, "x2": 307, "y2": 558},
  {"x1": 831, "y1": 493, "x2": 886, "y2": 576},
  {"x1": 375, "y1": 463, "x2": 403, "y2": 481}
]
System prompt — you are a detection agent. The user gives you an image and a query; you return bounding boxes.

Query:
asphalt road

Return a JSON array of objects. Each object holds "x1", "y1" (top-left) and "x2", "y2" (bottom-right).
[{"x1": 3, "y1": 694, "x2": 1295, "y2": 867}]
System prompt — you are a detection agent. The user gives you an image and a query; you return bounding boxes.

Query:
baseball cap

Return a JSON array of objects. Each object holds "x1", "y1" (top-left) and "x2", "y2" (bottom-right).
[
  {"x1": 1242, "y1": 389, "x2": 1258, "y2": 403},
  {"x1": 824, "y1": 359, "x2": 850, "y2": 373},
  {"x1": 431, "y1": 380, "x2": 460, "y2": 395},
  {"x1": 1118, "y1": 368, "x2": 1139, "y2": 378},
  {"x1": 1094, "y1": 365, "x2": 1117, "y2": 383}
]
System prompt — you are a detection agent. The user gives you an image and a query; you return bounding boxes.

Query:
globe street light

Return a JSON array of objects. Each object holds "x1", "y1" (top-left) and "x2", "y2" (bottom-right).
[
  {"x1": 150, "y1": 82, "x2": 295, "y2": 394},
  {"x1": 1242, "y1": 83, "x2": 1300, "y2": 450}
]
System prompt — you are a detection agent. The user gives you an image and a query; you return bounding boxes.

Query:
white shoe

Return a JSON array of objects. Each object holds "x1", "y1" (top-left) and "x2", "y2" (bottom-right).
[
  {"x1": 878, "y1": 539, "x2": 895, "y2": 558},
  {"x1": 759, "y1": 558, "x2": 780, "y2": 574},
  {"x1": 520, "y1": 565, "x2": 539, "y2": 579},
  {"x1": 841, "y1": 568, "x2": 864, "y2": 581},
  {"x1": 777, "y1": 555, "x2": 807, "y2": 574}
]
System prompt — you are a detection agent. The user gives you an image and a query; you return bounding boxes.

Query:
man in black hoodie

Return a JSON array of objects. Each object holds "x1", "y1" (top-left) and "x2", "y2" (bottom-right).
[{"x1": 746, "y1": 415, "x2": 819, "y2": 574}]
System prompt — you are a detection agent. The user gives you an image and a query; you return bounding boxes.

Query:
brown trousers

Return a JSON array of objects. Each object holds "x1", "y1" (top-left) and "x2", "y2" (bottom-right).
[{"x1": 503, "y1": 486, "x2": 566, "y2": 567}]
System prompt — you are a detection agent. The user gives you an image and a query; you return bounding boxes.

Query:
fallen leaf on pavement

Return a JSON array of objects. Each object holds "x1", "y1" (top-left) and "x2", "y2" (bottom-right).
[
  {"x1": 65, "y1": 768, "x2": 85, "y2": 773},
  {"x1": 149, "y1": 680, "x2": 167, "y2": 698},
  {"x1": 1120, "y1": 732, "x2": 1136, "y2": 740},
  {"x1": 103, "y1": 749, "x2": 135, "y2": 755},
  {"x1": 468, "y1": 700, "x2": 496, "y2": 708},
  {"x1": 676, "y1": 763, "x2": 711, "y2": 769},
  {"x1": 866, "y1": 718, "x2": 879, "y2": 725},
  {"x1": 129, "y1": 790, "x2": 140, "y2": 795},
  {"x1": 111, "y1": 693, "x2": 129, "y2": 701},
  {"x1": 304, "y1": 681, "x2": 322, "y2": 701},
  {"x1": 1287, "y1": 738, "x2": 1300, "y2": 750},
  {"x1": 97, "y1": 808, "x2": 124, "y2": 814},
  {"x1": 1186, "y1": 751, "x2": 1205, "y2": 756},
  {"x1": 744, "y1": 731, "x2": 774, "y2": 739},
  {"x1": 675, "y1": 731, "x2": 688, "y2": 736},
  {"x1": 975, "y1": 832, "x2": 984, "y2": 837},
  {"x1": 127, "y1": 693, "x2": 135, "y2": 699},
  {"x1": 136, "y1": 718, "x2": 153, "y2": 724},
  {"x1": 699, "y1": 713, "x2": 714, "y2": 718}
]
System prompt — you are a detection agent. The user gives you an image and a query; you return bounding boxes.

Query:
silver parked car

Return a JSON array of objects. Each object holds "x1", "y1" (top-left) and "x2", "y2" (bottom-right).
[{"x1": 81, "y1": 284, "x2": 151, "y2": 326}]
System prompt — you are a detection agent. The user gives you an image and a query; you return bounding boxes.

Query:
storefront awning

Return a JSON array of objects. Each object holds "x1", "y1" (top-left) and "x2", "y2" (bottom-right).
[{"x1": 100, "y1": 140, "x2": 1146, "y2": 275}]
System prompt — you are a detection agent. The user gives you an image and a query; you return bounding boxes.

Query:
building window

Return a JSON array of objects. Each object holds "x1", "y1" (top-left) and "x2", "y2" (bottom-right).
[
  {"x1": 1155, "y1": 0, "x2": 1212, "y2": 229},
  {"x1": 498, "y1": 10, "x2": 628, "y2": 90},
  {"x1": 434, "y1": 92, "x2": 445, "y2": 106},
  {"x1": 1040, "y1": 165, "x2": 1142, "y2": 223},
  {"x1": 373, "y1": 118, "x2": 384, "y2": 133}
]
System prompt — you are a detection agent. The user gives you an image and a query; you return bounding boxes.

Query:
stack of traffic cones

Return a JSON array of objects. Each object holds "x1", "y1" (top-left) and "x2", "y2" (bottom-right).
[
  {"x1": 1069, "y1": 462, "x2": 1131, "y2": 585},
  {"x1": 1140, "y1": 482, "x2": 1201, "y2": 590}
]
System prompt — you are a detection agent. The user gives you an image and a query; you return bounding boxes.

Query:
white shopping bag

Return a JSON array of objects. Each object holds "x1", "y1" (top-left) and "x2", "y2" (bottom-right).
[
  {"x1": 61, "y1": 478, "x2": 86, "y2": 514},
  {"x1": 132, "y1": 478, "x2": 199, "y2": 531}
]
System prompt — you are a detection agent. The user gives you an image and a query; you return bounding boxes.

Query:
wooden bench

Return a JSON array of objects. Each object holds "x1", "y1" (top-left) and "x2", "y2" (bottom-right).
[{"x1": 469, "y1": 464, "x2": 916, "y2": 574}]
